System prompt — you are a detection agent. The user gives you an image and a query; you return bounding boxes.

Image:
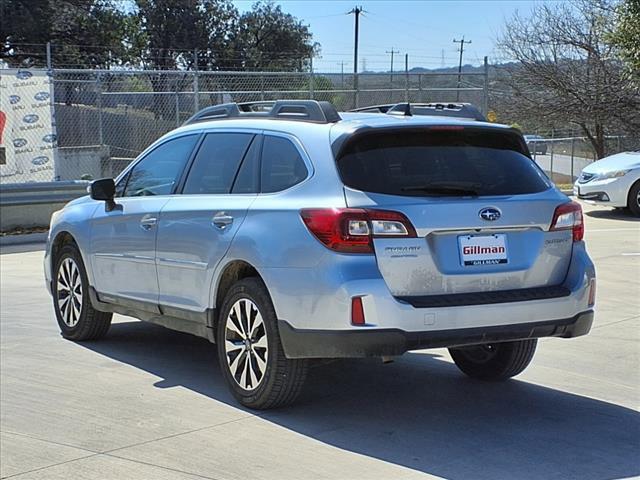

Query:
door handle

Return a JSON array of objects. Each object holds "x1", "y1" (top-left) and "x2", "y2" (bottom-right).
[
  {"x1": 212, "y1": 212, "x2": 233, "y2": 229},
  {"x1": 140, "y1": 216, "x2": 157, "y2": 230}
]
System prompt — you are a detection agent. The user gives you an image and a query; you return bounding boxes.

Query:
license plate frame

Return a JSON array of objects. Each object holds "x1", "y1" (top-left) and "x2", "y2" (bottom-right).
[{"x1": 458, "y1": 234, "x2": 508, "y2": 266}]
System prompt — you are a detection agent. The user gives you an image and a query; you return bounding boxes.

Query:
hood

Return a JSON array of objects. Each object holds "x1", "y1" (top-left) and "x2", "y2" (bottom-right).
[{"x1": 583, "y1": 151, "x2": 640, "y2": 174}]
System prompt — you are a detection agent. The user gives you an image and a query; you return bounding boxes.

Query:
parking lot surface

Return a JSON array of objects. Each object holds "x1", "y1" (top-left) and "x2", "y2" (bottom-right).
[{"x1": 1, "y1": 202, "x2": 639, "y2": 480}]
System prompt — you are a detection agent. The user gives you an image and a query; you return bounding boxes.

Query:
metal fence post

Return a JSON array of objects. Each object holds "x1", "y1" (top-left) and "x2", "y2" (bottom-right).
[
  {"x1": 570, "y1": 137, "x2": 576, "y2": 181},
  {"x1": 550, "y1": 128, "x2": 555, "y2": 179},
  {"x1": 96, "y1": 73, "x2": 103, "y2": 146},
  {"x1": 482, "y1": 56, "x2": 489, "y2": 116},
  {"x1": 309, "y1": 56, "x2": 315, "y2": 100},
  {"x1": 405, "y1": 54, "x2": 409, "y2": 102},
  {"x1": 46, "y1": 42, "x2": 52, "y2": 70},
  {"x1": 193, "y1": 49, "x2": 199, "y2": 113},
  {"x1": 175, "y1": 88, "x2": 180, "y2": 128},
  {"x1": 260, "y1": 75, "x2": 265, "y2": 101},
  {"x1": 418, "y1": 74, "x2": 422, "y2": 102},
  {"x1": 354, "y1": 73, "x2": 360, "y2": 109}
]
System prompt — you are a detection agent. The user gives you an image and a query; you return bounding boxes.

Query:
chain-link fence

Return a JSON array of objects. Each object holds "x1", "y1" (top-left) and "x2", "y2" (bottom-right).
[
  {"x1": 525, "y1": 130, "x2": 632, "y2": 185},
  {"x1": 3, "y1": 64, "x2": 631, "y2": 186},
  {"x1": 0, "y1": 66, "x2": 489, "y2": 184}
]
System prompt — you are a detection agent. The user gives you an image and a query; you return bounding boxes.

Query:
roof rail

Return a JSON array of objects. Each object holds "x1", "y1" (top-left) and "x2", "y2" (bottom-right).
[
  {"x1": 349, "y1": 102, "x2": 486, "y2": 121},
  {"x1": 183, "y1": 100, "x2": 341, "y2": 125}
]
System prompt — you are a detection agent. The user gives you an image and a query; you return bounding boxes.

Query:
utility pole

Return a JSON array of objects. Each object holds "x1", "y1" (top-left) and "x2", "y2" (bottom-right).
[
  {"x1": 386, "y1": 48, "x2": 399, "y2": 84},
  {"x1": 348, "y1": 6, "x2": 363, "y2": 108},
  {"x1": 453, "y1": 36, "x2": 472, "y2": 101},
  {"x1": 349, "y1": 6, "x2": 363, "y2": 76}
]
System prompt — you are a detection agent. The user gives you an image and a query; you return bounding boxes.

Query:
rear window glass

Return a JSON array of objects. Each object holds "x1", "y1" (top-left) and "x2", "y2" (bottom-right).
[{"x1": 337, "y1": 128, "x2": 551, "y2": 197}]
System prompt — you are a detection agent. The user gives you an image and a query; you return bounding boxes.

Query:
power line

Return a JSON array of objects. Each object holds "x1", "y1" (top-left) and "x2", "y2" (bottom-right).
[{"x1": 453, "y1": 36, "x2": 472, "y2": 101}]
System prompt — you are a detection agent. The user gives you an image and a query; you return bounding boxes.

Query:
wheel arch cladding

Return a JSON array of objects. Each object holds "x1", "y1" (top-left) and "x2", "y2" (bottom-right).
[{"x1": 214, "y1": 260, "x2": 269, "y2": 322}]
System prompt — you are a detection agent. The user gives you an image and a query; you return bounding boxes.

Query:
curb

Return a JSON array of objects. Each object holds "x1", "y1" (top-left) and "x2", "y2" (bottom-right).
[{"x1": 0, "y1": 232, "x2": 48, "y2": 246}]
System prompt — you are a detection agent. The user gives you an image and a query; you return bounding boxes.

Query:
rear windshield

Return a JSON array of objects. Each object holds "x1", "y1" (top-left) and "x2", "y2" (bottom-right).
[{"x1": 336, "y1": 128, "x2": 551, "y2": 197}]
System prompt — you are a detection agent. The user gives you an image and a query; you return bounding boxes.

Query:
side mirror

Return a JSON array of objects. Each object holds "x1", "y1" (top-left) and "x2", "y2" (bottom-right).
[{"x1": 90, "y1": 178, "x2": 116, "y2": 211}]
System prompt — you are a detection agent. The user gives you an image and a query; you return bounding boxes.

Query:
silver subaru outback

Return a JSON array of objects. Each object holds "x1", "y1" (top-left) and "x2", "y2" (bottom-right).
[{"x1": 44, "y1": 100, "x2": 595, "y2": 409}]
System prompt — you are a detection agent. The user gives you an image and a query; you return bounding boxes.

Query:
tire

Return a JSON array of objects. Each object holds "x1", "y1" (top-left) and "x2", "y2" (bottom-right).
[
  {"x1": 449, "y1": 339, "x2": 537, "y2": 381},
  {"x1": 216, "y1": 277, "x2": 308, "y2": 409},
  {"x1": 627, "y1": 181, "x2": 640, "y2": 217},
  {"x1": 52, "y1": 244, "x2": 112, "y2": 341}
]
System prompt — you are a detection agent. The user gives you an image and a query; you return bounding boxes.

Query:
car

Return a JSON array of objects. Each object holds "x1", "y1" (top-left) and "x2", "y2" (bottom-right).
[
  {"x1": 574, "y1": 151, "x2": 640, "y2": 216},
  {"x1": 524, "y1": 135, "x2": 548, "y2": 155},
  {"x1": 44, "y1": 100, "x2": 596, "y2": 409}
]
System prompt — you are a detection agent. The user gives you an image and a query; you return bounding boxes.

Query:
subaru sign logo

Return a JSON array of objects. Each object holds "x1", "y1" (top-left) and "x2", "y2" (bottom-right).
[
  {"x1": 31, "y1": 156, "x2": 49, "y2": 166},
  {"x1": 13, "y1": 138, "x2": 28, "y2": 148},
  {"x1": 9, "y1": 95, "x2": 21, "y2": 105},
  {"x1": 479, "y1": 207, "x2": 501, "y2": 221},
  {"x1": 16, "y1": 71, "x2": 33, "y2": 80},
  {"x1": 34, "y1": 91, "x2": 50, "y2": 101},
  {"x1": 42, "y1": 134, "x2": 57, "y2": 143},
  {"x1": 23, "y1": 114, "x2": 39, "y2": 124}
]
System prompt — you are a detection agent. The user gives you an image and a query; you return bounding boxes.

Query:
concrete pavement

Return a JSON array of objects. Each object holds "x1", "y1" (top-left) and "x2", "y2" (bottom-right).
[{"x1": 1, "y1": 203, "x2": 638, "y2": 480}]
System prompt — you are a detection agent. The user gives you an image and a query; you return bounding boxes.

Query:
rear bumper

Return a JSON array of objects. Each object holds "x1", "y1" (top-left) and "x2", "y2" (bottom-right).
[{"x1": 279, "y1": 310, "x2": 594, "y2": 358}]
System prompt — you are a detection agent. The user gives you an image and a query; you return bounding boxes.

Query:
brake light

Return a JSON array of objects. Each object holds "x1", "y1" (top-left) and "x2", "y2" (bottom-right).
[
  {"x1": 300, "y1": 208, "x2": 416, "y2": 253},
  {"x1": 428, "y1": 125, "x2": 465, "y2": 131},
  {"x1": 550, "y1": 201, "x2": 584, "y2": 241}
]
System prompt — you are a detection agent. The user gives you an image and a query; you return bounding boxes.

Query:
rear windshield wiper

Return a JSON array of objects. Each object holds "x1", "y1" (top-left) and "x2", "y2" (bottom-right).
[{"x1": 400, "y1": 185, "x2": 479, "y2": 196}]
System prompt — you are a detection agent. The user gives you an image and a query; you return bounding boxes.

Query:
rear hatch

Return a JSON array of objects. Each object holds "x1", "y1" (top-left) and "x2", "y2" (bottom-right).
[{"x1": 336, "y1": 125, "x2": 574, "y2": 298}]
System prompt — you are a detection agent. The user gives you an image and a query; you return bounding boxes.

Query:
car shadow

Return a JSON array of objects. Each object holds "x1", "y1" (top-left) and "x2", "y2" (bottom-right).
[
  {"x1": 585, "y1": 208, "x2": 639, "y2": 222},
  {"x1": 80, "y1": 320, "x2": 639, "y2": 480}
]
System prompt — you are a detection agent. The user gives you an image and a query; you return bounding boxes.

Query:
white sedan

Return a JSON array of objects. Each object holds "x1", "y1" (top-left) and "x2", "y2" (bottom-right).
[{"x1": 574, "y1": 151, "x2": 640, "y2": 216}]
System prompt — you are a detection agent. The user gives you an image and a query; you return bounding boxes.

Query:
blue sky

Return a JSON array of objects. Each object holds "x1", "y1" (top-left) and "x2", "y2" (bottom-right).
[{"x1": 234, "y1": 1, "x2": 562, "y2": 72}]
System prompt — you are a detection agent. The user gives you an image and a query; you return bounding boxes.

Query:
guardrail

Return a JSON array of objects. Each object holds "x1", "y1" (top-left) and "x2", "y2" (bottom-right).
[{"x1": 0, "y1": 181, "x2": 89, "y2": 231}]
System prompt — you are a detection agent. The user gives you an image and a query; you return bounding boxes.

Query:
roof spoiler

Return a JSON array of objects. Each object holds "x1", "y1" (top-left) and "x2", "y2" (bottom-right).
[{"x1": 350, "y1": 102, "x2": 486, "y2": 121}]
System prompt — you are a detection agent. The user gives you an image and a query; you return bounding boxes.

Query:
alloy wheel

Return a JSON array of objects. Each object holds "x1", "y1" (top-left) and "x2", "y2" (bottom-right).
[
  {"x1": 224, "y1": 299, "x2": 269, "y2": 391},
  {"x1": 56, "y1": 257, "x2": 83, "y2": 327}
]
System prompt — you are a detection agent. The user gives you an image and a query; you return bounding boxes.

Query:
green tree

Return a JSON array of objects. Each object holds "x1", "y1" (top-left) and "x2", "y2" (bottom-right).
[
  {"x1": 0, "y1": 0, "x2": 133, "y2": 68},
  {"x1": 230, "y1": 1, "x2": 318, "y2": 71},
  {"x1": 609, "y1": 0, "x2": 640, "y2": 78},
  {"x1": 135, "y1": 0, "x2": 237, "y2": 70}
]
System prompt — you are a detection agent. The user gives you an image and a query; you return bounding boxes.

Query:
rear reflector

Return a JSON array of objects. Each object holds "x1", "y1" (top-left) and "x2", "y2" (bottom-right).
[
  {"x1": 550, "y1": 201, "x2": 584, "y2": 241},
  {"x1": 351, "y1": 297, "x2": 365, "y2": 325},
  {"x1": 300, "y1": 208, "x2": 416, "y2": 253}
]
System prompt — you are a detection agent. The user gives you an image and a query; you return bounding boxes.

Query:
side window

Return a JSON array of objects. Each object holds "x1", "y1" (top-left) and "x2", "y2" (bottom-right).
[
  {"x1": 231, "y1": 135, "x2": 262, "y2": 194},
  {"x1": 183, "y1": 133, "x2": 254, "y2": 194},
  {"x1": 261, "y1": 136, "x2": 308, "y2": 193},
  {"x1": 114, "y1": 171, "x2": 130, "y2": 197},
  {"x1": 123, "y1": 135, "x2": 198, "y2": 197}
]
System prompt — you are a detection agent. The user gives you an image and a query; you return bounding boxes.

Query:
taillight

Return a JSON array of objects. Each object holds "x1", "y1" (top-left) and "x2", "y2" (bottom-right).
[
  {"x1": 300, "y1": 208, "x2": 416, "y2": 253},
  {"x1": 550, "y1": 201, "x2": 584, "y2": 241}
]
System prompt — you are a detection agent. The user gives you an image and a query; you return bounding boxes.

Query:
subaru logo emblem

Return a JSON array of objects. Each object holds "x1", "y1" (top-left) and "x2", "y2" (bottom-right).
[
  {"x1": 13, "y1": 138, "x2": 28, "y2": 148},
  {"x1": 9, "y1": 95, "x2": 21, "y2": 104},
  {"x1": 34, "y1": 91, "x2": 50, "y2": 101},
  {"x1": 479, "y1": 207, "x2": 501, "y2": 221},
  {"x1": 23, "y1": 114, "x2": 39, "y2": 124},
  {"x1": 42, "y1": 134, "x2": 57, "y2": 143},
  {"x1": 31, "y1": 156, "x2": 49, "y2": 166},
  {"x1": 16, "y1": 71, "x2": 33, "y2": 80}
]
